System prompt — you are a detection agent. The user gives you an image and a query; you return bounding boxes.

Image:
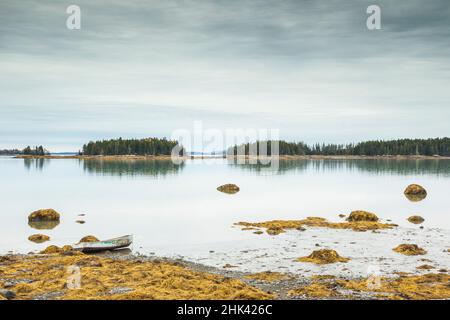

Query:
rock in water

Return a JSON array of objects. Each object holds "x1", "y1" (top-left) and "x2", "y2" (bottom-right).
[
  {"x1": 296, "y1": 249, "x2": 350, "y2": 264},
  {"x1": 217, "y1": 184, "x2": 240, "y2": 194},
  {"x1": 393, "y1": 244, "x2": 427, "y2": 256},
  {"x1": 407, "y1": 215, "x2": 425, "y2": 224},
  {"x1": 28, "y1": 234, "x2": 50, "y2": 243},
  {"x1": 28, "y1": 209, "x2": 60, "y2": 221},
  {"x1": 404, "y1": 184, "x2": 427, "y2": 202},
  {"x1": 346, "y1": 210, "x2": 379, "y2": 222}
]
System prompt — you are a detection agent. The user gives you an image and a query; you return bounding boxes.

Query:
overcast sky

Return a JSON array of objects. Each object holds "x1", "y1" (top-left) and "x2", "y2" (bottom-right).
[{"x1": 1, "y1": 0, "x2": 449, "y2": 151}]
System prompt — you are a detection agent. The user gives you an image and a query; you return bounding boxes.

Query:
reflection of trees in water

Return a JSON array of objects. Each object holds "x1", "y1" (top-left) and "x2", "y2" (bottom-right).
[
  {"x1": 82, "y1": 159, "x2": 185, "y2": 177},
  {"x1": 231, "y1": 159, "x2": 450, "y2": 176},
  {"x1": 24, "y1": 158, "x2": 49, "y2": 171}
]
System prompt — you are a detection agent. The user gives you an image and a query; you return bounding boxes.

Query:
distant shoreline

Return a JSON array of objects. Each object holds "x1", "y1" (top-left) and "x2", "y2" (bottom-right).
[
  {"x1": 14, "y1": 155, "x2": 180, "y2": 160},
  {"x1": 13, "y1": 154, "x2": 450, "y2": 160}
]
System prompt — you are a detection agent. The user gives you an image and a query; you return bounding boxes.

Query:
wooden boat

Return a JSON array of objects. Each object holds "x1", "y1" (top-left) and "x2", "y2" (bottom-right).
[{"x1": 73, "y1": 235, "x2": 133, "y2": 253}]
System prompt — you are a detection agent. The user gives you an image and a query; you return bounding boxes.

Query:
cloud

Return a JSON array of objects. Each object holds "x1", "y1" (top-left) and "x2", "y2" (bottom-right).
[{"x1": 0, "y1": 0, "x2": 449, "y2": 151}]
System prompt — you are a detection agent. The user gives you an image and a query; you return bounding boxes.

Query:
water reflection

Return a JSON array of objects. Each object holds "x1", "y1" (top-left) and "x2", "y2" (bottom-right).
[
  {"x1": 24, "y1": 158, "x2": 49, "y2": 171},
  {"x1": 28, "y1": 220, "x2": 60, "y2": 230},
  {"x1": 82, "y1": 159, "x2": 185, "y2": 177},
  {"x1": 230, "y1": 159, "x2": 450, "y2": 176}
]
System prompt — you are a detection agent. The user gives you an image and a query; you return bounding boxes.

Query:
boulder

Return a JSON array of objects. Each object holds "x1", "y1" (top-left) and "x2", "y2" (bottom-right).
[
  {"x1": 296, "y1": 249, "x2": 350, "y2": 264},
  {"x1": 217, "y1": 184, "x2": 240, "y2": 194},
  {"x1": 346, "y1": 210, "x2": 379, "y2": 222},
  {"x1": 393, "y1": 244, "x2": 427, "y2": 256},
  {"x1": 404, "y1": 184, "x2": 427, "y2": 202},
  {"x1": 28, "y1": 209, "x2": 60, "y2": 221},
  {"x1": 407, "y1": 215, "x2": 425, "y2": 224}
]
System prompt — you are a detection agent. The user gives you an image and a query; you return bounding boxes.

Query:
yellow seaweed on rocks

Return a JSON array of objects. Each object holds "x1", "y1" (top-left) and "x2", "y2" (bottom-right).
[
  {"x1": 28, "y1": 209, "x2": 60, "y2": 221},
  {"x1": 40, "y1": 245, "x2": 74, "y2": 254},
  {"x1": 296, "y1": 249, "x2": 350, "y2": 264},
  {"x1": 346, "y1": 210, "x2": 378, "y2": 222},
  {"x1": 393, "y1": 244, "x2": 427, "y2": 256},
  {"x1": 337, "y1": 273, "x2": 450, "y2": 300},
  {"x1": 244, "y1": 271, "x2": 289, "y2": 282},
  {"x1": 288, "y1": 282, "x2": 338, "y2": 298},
  {"x1": 0, "y1": 254, "x2": 273, "y2": 300},
  {"x1": 28, "y1": 234, "x2": 50, "y2": 243},
  {"x1": 236, "y1": 214, "x2": 395, "y2": 235},
  {"x1": 416, "y1": 265, "x2": 434, "y2": 270}
]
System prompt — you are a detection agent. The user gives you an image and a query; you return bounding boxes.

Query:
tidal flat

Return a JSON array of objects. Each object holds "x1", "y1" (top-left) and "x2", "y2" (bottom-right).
[{"x1": 0, "y1": 157, "x2": 449, "y2": 299}]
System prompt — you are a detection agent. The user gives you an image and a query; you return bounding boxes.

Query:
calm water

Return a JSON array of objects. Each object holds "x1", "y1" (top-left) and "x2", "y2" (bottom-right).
[{"x1": 1, "y1": 157, "x2": 449, "y2": 256}]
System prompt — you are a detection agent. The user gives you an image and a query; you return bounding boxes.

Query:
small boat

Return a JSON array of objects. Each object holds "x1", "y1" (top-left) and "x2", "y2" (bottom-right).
[{"x1": 73, "y1": 235, "x2": 133, "y2": 253}]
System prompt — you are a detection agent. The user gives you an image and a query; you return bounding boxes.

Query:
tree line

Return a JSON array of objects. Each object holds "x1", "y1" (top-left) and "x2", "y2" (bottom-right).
[
  {"x1": 0, "y1": 146, "x2": 48, "y2": 155},
  {"x1": 228, "y1": 138, "x2": 450, "y2": 156},
  {"x1": 82, "y1": 137, "x2": 185, "y2": 156}
]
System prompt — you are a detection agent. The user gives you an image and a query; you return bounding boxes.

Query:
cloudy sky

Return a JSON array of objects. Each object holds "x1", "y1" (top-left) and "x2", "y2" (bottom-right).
[{"x1": 1, "y1": 0, "x2": 449, "y2": 151}]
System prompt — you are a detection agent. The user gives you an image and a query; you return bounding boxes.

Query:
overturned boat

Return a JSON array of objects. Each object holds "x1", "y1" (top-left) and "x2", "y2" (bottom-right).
[{"x1": 73, "y1": 235, "x2": 133, "y2": 253}]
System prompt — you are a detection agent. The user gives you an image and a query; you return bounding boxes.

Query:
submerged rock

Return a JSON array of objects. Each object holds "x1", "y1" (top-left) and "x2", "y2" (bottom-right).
[
  {"x1": 28, "y1": 209, "x2": 60, "y2": 221},
  {"x1": 346, "y1": 210, "x2": 379, "y2": 222},
  {"x1": 28, "y1": 234, "x2": 50, "y2": 243},
  {"x1": 217, "y1": 184, "x2": 240, "y2": 194},
  {"x1": 78, "y1": 235, "x2": 99, "y2": 243},
  {"x1": 296, "y1": 249, "x2": 350, "y2": 264},
  {"x1": 404, "y1": 184, "x2": 427, "y2": 202},
  {"x1": 407, "y1": 215, "x2": 425, "y2": 224},
  {"x1": 393, "y1": 244, "x2": 427, "y2": 256}
]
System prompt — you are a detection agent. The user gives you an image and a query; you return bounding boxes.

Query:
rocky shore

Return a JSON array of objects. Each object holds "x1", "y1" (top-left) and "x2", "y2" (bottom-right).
[{"x1": 1, "y1": 249, "x2": 449, "y2": 300}]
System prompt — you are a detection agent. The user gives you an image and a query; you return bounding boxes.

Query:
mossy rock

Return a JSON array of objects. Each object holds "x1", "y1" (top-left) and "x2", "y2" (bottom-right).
[
  {"x1": 393, "y1": 244, "x2": 427, "y2": 256},
  {"x1": 28, "y1": 234, "x2": 50, "y2": 243},
  {"x1": 40, "y1": 245, "x2": 73, "y2": 254},
  {"x1": 78, "y1": 235, "x2": 99, "y2": 243},
  {"x1": 407, "y1": 215, "x2": 425, "y2": 224},
  {"x1": 217, "y1": 184, "x2": 240, "y2": 194},
  {"x1": 404, "y1": 184, "x2": 427, "y2": 202},
  {"x1": 296, "y1": 249, "x2": 350, "y2": 264},
  {"x1": 346, "y1": 210, "x2": 379, "y2": 222},
  {"x1": 28, "y1": 209, "x2": 60, "y2": 221}
]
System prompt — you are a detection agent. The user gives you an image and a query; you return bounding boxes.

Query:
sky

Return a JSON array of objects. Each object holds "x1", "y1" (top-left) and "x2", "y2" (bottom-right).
[{"x1": 0, "y1": 0, "x2": 449, "y2": 152}]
